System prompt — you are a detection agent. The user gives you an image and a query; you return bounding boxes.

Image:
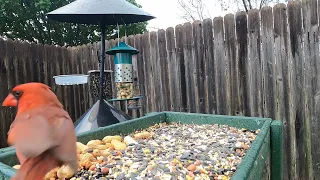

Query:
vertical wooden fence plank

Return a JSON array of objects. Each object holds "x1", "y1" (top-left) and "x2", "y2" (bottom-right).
[
  {"x1": 260, "y1": 6, "x2": 276, "y2": 120},
  {"x1": 43, "y1": 45, "x2": 50, "y2": 86},
  {"x1": 18, "y1": 42, "x2": 28, "y2": 84},
  {"x1": 60, "y1": 47, "x2": 70, "y2": 116},
  {"x1": 158, "y1": 29, "x2": 170, "y2": 111},
  {"x1": 182, "y1": 22, "x2": 196, "y2": 113},
  {"x1": 81, "y1": 44, "x2": 89, "y2": 112},
  {"x1": 45, "y1": 45, "x2": 54, "y2": 88},
  {"x1": 248, "y1": 9, "x2": 263, "y2": 117},
  {"x1": 150, "y1": 31, "x2": 162, "y2": 112},
  {"x1": 301, "y1": 0, "x2": 319, "y2": 178},
  {"x1": 273, "y1": 4, "x2": 292, "y2": 180},
  {"x1": 14, "y1": 41, "x2": 23, "y2": 85},
  {"x1": 65, "y1": 47, "x2": 75, "y2": 121},
  {"x1": 69, "y1": 47, "x2": 79, "y2": 120},
  {"x1": 76, "y1": 46, "x2": 84, "y2": 119},
  {"x1": 224, "y1": 14, "x2": 240, "y2": 116},
  {"x1": 166, "y1": 27, "x2": 182, "y2": 112},
  {"x1": 175, "y1": 24, "x2": 187, "y2": 112},
  {"x1": 30, "y1": 43, "x2": 40, "y2": 83},
  {"x1": 5, "y1": 39, "x2": 16, "y2": 138},
  {"x1": 203, "y1": 18, "x2": 217, "y2": 114},
  {"x1": 55, "y1": 46, "x2": 64, "y2": 107},
  {"x1": 213, "y1": 17, "x2": 227, "y2": 115},
  {"x1": 126, "y1": 35, "x2": 138, "y2": 116},
  {"x1": 4, "y1": 40, "x2": 15, "y2": 92},
  {"x1": 127, "y1": 36, "x2": 137, "y2": 94},
  {"x1": 134, "y1": 34, "x2": 146, "y2": 115},
  {"x1": 288, "y1": 1, "x2": 307, "y2": 179},
  {"x1": 49, "y1": 46, "x2": 57, "y2": 90},
  {"x1": 0, "y1": 38, "x2": 11, "y2": 148},
  {"x1": 29, "y1": 43, "x2": 39, "y2": 82},
  {"x1": 302, "y1": 0, "x2": 320, "y2": 178},
  {"x1": 193, "y1": 20, "x2": 206, "y2": 113},
  {"x1": 235, "y1": 12, "x2": 248, "y2": 116},
  {"x1": 141, "y1": 32, "x2": 152, "y2": 113},
  {"x1": 109, "y1": 40, "x2": 117, "y2": 101},
  {"x1": 37, "y1": 44, "x2": 45, "y2": 83}
]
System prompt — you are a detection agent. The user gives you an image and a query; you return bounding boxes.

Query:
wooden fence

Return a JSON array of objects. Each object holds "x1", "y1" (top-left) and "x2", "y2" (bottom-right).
[{"x1": 0, "y1": 0, "x2": 320, "y2": 179}]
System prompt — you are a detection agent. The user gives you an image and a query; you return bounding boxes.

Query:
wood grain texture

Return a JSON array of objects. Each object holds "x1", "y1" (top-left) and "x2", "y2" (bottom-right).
[
  {"x1": 248, "y1": 9, "x2": 263, "y2": 117},
  {"x1": 235, "y1": 11, "x2": 248, "y2": 116},
  {"x1": 260, "y1": 6, "x2": 276, "y2": 120},
  {"x1": 213, "y1": 17, "x2": 227, "y2": 115},
  {"x1": 0, "y1": 3, "x2": 320, "y2": 179}
]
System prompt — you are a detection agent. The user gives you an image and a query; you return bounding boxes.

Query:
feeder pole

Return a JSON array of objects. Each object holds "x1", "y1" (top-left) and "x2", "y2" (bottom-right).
[{"x1": 99, "y1": 22, "x2": 106, "y2": 101}]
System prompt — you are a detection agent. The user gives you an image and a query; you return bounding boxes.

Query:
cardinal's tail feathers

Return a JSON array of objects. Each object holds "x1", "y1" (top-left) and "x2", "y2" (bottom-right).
[{"x1": 10, "y1": 151, "x2": 60, "y2": 180}]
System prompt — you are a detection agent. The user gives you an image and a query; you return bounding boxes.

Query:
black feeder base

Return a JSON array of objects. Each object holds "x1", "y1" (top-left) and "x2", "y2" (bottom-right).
[{"x1": 74, "y1": 99, "x2": 132, "y2": 134}]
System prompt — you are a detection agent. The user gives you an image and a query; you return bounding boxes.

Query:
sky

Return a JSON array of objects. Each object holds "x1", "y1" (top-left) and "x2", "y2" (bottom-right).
[
  {"x1": 135, "y1": 0, "x2": 284, "y2": 32},
  {"x1": 135, "y1": 0, "x2": 228, "y2": 31}
]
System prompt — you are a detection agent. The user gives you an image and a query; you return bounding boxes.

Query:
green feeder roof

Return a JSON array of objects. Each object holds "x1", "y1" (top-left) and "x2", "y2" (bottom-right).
[{"x1": 106, "y1": 41, "x2": 139, "y2": 55}]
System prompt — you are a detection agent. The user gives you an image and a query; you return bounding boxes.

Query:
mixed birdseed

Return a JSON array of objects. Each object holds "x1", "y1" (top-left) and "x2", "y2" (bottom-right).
[{"x1": 14, "y1": 122, "x2": 260, "y2": 180}]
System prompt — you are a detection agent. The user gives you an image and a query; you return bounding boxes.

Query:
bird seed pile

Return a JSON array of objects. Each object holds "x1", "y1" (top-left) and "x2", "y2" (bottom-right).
[{"x1": 13, "y1": 122, "x2": 260, "y2": 180}]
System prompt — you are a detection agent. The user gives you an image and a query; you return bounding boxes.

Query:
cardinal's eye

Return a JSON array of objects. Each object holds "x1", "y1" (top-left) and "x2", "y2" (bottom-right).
[{"x1": 12, "y1": 91, "x2": 23, "y2": 98}]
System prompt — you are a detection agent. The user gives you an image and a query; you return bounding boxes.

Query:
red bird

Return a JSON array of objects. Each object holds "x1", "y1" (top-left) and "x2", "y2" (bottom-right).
[{"x1": 2, "y1": 82, "x2": 78, "y2": 180}]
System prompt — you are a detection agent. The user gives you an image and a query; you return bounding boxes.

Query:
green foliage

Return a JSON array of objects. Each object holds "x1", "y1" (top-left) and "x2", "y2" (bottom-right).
[{"x1": 0, "y1": 0, "x2": 148, "y2": 46}]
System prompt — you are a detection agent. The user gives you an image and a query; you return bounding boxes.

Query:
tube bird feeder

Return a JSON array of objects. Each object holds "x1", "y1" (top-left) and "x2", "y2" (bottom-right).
[{"x1": 106, "y1": 41, "x2": 139, "y2": 100}]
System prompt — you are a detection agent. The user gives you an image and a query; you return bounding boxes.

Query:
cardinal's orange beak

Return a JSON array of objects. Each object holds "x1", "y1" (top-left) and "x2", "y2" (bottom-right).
[{"x1": 2, "y1": 93, "x2": 18, "y2": 106}]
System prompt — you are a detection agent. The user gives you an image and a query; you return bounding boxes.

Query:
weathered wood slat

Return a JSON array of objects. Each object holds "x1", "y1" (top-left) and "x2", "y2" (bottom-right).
[
  {"x1": 55, "y1": 46, "x2": 64, "y2": 107},
  {"x1": 150, "y1": 31, "x2": 162, "y2": 112},
  {"x1": 235, "y1": 11, "x2": 248, "y2": 116},
  {"x1": 248, "y1": 9, "x2": 263, "y2": 117},
  {"x1": 202, "y1": 18, "x2": 217, "y2": 114},
  {"x1": 66, "y1": 47, "x2": 76, "y2": 121},
  {"x1": 273, "y1": 4, "x2": 292, "y2": 180},
  {"x1": 19, "y1": 42, "x2": 28, "y2": 84},
  {"x1": 14, "y1": 41, "x2": 24, "y2": 85},
  {"x1": 127, "y1": 35, "x2": 140, "y2": 117},
  {"x1": 182, "y1": 22, "x2": 196, "y2": 113},
  {"x1": 69, "y1": 47, "x2": 79, "y2": 120},
  {"x1": 43, "y1": 45, "x2": 50, "y2": 86},
  {"x1": 76, "y1": 46, "x2": 85, "y2": 118},
  {"x1": 192, "y1": 20, "x2": 206, "y2": 113},
  {"x1": 260, "y1": 6, "x2": 276, "y2": 120},
  {"x1": 104, "y1": 40, "x2": 115, "y2": 102},
  {"x1": 302, "y1": 0, "x2": 320, "y2": 178},
  {"x1": 301, "y1": 0, "x2": 318, "y2": 178},
  {"x1": 134, "y1": 34, "x2": 146, "y2": 114},
  {"x1": 60, "y1": 47, "x2": 69, "y2": 115},
  {"x1": 37, "y1": 44, "x2": 45, "y2": 83},
  {"x1": 158, "y1": 29, "x2": 170, "y2": 111},
  {"x1": 29, "y1": 43, "x2": 38, "y2": 82},
  {"x1": 0, "y1": 38, "x2": 10, "y2": 148},
  {"x1": 0, "y1": 4, "x2": 320, "y2": 179},
  {"x1": 84, "y1": 44, "x2": 91, "y2": 112},
  {"x1": 175, "y1": 24, "x2": 187, "y2": 112},
  {"x1": 224, "y1": 14, "x2": 238, "y2": 116},
  {"x1": 30, "y1": 43, "x2": 40, "y2": 82},
  {"x1": 166, "y1": 27, "x2": 182, "y2": 112},
  {"x1": 288, "y1": 1, "x2": 306, "y2": 179},
  {"x1": 141, "y1": 32, "x2": 152, "y2": 113},
  {"x1": 4, "y1": 39, "x2": 16, "y2": 139},
  {"x1": 213, "y1": 17, "x2": 227, "y2": 115}
]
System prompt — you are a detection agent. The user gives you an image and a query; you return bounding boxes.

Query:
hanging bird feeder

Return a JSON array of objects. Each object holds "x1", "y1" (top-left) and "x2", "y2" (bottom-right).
[
  {"x1": 106, "y1": 41, "x2": 139, "y2": 100},
  {"x1": 46, "y1": 0, "x2": 155, "y2": 133}
]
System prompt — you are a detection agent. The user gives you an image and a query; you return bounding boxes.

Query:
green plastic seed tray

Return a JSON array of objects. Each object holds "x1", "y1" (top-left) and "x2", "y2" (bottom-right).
[{"x1": 0, "y1": 111, "x2": 282, "y2": 180}]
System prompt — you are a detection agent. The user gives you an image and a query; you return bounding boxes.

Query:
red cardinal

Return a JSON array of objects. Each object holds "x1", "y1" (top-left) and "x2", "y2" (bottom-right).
[{"x1": 2, "y1": 82, "x2": 78, "y2": 180}]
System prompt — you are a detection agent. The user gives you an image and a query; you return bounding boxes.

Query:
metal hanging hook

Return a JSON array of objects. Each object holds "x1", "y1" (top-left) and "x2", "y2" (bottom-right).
[
  {"x1": 117, "y1": 22, "x2": 120, "y2": 45},
  {"x1": 121, "y1": 18, "x2": 127, "y2": 43}
]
